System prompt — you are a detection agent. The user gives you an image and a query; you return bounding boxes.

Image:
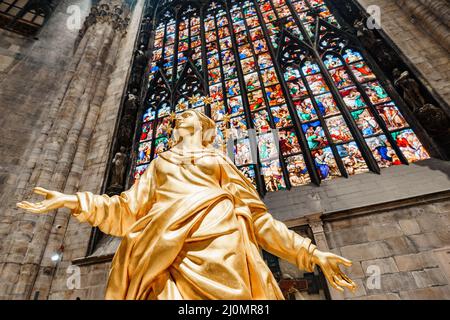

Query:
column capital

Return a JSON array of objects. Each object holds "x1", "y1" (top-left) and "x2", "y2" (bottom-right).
[
  {"x1": 74, "y1": 1, "x2": 131, "y2": 51},
  {"x1": 305, "y1": 212, "x2": 324, "y2": 234}
]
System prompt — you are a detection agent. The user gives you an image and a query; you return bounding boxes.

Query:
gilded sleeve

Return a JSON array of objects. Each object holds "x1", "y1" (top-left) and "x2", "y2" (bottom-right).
[
  {"x1": 219, "y1": 153, "x2": 317, "y2": 272},
  {"x1": 253, "y1": 212, "x2": 317, "y2": 272},
  {"x1": 71, "y1": 160, "x2": 156, "y2": 237}
]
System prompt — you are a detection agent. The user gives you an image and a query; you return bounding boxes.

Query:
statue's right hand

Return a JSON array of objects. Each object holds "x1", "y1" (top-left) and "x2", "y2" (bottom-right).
[{"x1": 17, "y1": 187, "x2": 78, "y2": 214}]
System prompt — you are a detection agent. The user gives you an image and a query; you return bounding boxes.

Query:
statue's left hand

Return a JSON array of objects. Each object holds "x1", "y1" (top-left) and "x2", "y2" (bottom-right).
[
  {"x1": 17, "y1": 187, "x2": 78, "y2": 214},
  {"x1": 312, "y1": 250, "x2": 357, "y2": 293}
]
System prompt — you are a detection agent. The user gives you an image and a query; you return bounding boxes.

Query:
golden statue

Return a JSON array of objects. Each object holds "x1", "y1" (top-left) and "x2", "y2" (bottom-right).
[{"x1": 17, "y1": 109, "x2": 356, "y2": 300}]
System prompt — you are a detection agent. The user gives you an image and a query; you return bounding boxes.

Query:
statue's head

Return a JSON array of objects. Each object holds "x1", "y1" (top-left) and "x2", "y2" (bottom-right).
[{"x1": 172, "y1": 109, "x2": 216, "y2": 148}]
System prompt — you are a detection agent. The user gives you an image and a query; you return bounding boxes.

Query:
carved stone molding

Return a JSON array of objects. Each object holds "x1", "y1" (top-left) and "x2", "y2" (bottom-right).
[{"x1": 74, "y1": 2, "x2": 130, "y2": 52}]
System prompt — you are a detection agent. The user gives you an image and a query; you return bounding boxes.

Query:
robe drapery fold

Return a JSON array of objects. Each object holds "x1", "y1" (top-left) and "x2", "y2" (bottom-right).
[{"x1": 72, "y1": 149, "x2": 317, "y2": 300}]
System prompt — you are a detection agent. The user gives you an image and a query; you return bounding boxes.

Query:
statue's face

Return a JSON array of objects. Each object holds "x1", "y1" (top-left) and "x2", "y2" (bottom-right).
[{"x1": 175, "y1": 110, "x2": 200, "y2": 131}]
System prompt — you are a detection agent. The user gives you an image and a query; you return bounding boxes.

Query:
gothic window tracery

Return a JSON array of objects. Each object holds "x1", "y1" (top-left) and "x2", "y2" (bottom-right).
[{"x1": 135, "y1": 0, "x2": 430, "y2": 195}]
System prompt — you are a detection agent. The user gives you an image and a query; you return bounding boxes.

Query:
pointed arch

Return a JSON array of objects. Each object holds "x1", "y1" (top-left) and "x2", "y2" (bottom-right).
[
  {"x1": 173, "y1": 58, "x2": 208, "y2": 111},
  {"x1": 173, "y1": 2, "x2": 202, "y2": 82},
  {"x1": 133, "y1": 0, "x2": 432, "y2": 192}
]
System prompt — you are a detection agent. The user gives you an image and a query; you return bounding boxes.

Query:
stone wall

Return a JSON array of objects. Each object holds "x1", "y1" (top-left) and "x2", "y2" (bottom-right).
[
  {"x1": 0, "y1": 0, "x2": 92, "y2": 298},
  {"x1": 0, "y1": 0, "x2": 449, "y2": 300},
  {"x1": 0, "y1": 0, "x2": 91, "y2": 203},
  {"x1": 266, "y1": 158, "x2": 450, "y2": 221},
  {"x1": 323, "y1": 195, "x2": 450, "y2": 300},
  {"x1": 0, "y1": 0, "x2": 144, "y2": 300},
  {"x1": 263, "y1": 158, "x2": 450, "y2": 300},
  {"x1": 356, "y1": 0, "x2": 450, "y2": 106}
]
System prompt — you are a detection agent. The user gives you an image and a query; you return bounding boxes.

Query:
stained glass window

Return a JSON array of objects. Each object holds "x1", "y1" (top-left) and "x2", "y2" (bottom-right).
[{"x1": 136, "y1": 0, "x2": 430, "y2": 195}]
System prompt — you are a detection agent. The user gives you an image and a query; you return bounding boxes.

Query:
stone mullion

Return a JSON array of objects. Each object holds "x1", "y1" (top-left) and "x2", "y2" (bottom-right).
[
  {"x1": 252, "y1": 0, "x2": 322, "y2": 186},
  {"x1": 238, "y1": 3, "x2": 292, "y2": 191},
  {"x1": 223, "y1": 3, "x2": 266, "y2": 196}
]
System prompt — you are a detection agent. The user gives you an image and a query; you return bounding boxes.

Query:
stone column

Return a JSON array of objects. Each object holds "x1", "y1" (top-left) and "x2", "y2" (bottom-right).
[
  {"x1": 31, "y1": 26, "x2": 127, "y2": 300},
  {"x1": 0, "y1": 0, "x2": 130, "y2": 300},
  {"x1": 417, "y1": 0, "x2": 450, "y2": 29},
  {"x1": 396, "y1": 0, "x2": 450, "y2": 52}
]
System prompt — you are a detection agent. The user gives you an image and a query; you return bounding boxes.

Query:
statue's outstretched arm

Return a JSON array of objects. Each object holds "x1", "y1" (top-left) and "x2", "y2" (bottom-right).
[
  {"x1": 253, "y1": 211, "x2": 356, "y2": 293},
  {"x1": 18, "y1": 160, "x2": 156, "y2": 237},
  {"x1": 17, "y1": 187, "x2": 79, "y2": 213},
  {"x1": 217, "y1": 154, "x2": 356, "y2": 292}
]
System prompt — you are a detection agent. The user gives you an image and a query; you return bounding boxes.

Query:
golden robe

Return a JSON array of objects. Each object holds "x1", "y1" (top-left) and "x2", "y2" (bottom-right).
[{"x1": 73, "y1": 149, "x2": 317, "y2": 300}]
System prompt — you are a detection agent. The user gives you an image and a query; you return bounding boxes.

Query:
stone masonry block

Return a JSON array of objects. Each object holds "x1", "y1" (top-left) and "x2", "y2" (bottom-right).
[
  {"x1": 408, "y1": 233, "x2": 444, "y2": 251},
  {"x1": 365, "y1": 224, "x2": 403, "y2": 241},
  {"x1": 394, "y1": 252, "x2": 439, "y2": 272},
  {"x1": 399, "y1": 286, "x2": 450, "y2": 300},
  {"x1": 412, "y1": 268, "x2": 448, "y2": 288},
  {"x1": 398, "y1": 219, "x2": 421, "y2": 235},
  {"x1": 326, "y1": 228, "x2": 369, "y2": 248},
  {"x1": 383, "y1": 236, "x2": 418, "y2": 256},
  {"x1": 340, "y1": 242, "x2": 391, "y2": 262},
  {"x1": 361, "y1": 258, "x2": 399, "y2": 275},
  {"x1": 366, "y1": 272, "x2": 418, "y2": 295}
]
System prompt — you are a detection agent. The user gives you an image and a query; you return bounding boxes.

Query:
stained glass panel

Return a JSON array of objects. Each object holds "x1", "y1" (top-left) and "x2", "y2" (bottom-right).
[
  {"x1": 392, "y1": 129, "x2": 430, "y2": 163},
  {"x1": 135, "y1": 0, "x2": 431, "y2": 192},
  {"x1": 366, "y1": 135, "x2": 401, "y2": 168},
  {"x1": 261, "y1": 160, "x2": 286, "y2": 191},
  {"x1": 286, "y1": 155, "x2": 311, "y2": 186},
  {"x1": 337, "y1": 142, "x2": 369, "y2": 175},
  {"x1": 312, "y1": 147, "x2": 340, "y2": 180}
]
